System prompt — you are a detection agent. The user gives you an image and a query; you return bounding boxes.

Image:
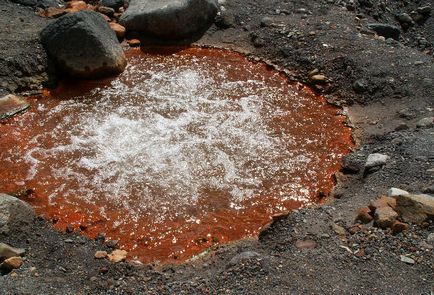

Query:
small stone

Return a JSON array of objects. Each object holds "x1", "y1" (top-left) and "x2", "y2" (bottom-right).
[
  {"x1": 353, "y1": 79, "x2": 369, "y2": 94},
  {"x1": 65, "y1": 0, "x2": 88, "y2": 13},
  {"x1": 387, "y1": 188, "x2": 409, "y2": 197},
  {"x1": 101, "y1": 0, "x2": 124, "y2": 10},
  {"x1": 99, "y1": 266, "x2": 109, "y2": 274},
  {"x1": 374, "y1": 206, "x2": 398, "y2": 229},
  {"x1": 109, "y1": 22, "x2": 126, "y2": 39},
  {"x1": 43, "y1": 7, "x2": 67, "y2": 18},
  {"x1": 355, "y1": 207, "x2": 373, "y2": 224},
  {"x1": 295, "y1": 239, "x2": 317, "y2": 249},
  {"x1": 0, "y1": 194, "x2": 35, "y2": 235},
  {"x1": 416, "y1": 117, "x2": 433, "y2": 128},
  {"x1": 391, "y1": 221, "x2": 409, "y2": 234},
  {"x1": 0, "y1": 256, "x2": 23, "y2": 271},
  {"x1": 331, "y1": 223, "x2": 347, "y2": 236},
  {"x1": 0, "y1": 243, "x2": 25, "y2": 260},
  {"x1": 108, "y1": 249, "x2": 127, "y2": 263},
  {"x1": 367, "y1": 23, "x2": 400, "y2": 40},
  {"x1": 394, "y1": 122, "x2": 409, "y2": 131},
  {"x1": 365, "y1": 153, "x2": 390, "y2": 169},
  {"x1": 260, "y1": 16, "x2": 274, "y2": 27},
  {"x1": 106, "y1": 239, "x2": 119, "y2": 249},
  {"x1": 427, "y1": 233, "x2": 434, "y2": 244},
  {"x1": 396, "y1": 13, "x2": 413, "y2": 25},
  {"x1": 394, "y1": 194, "x2": 434, "y2": 223},
  {"x1": 95, "y1": 250, "x2": 108, "y2": 259},
  {"x1": 400, "y1": 255, "x2": 415, "y2": 264},
  {"x1": 127, "y1": 39, "x2": 141, "y2": 47},
  {"x1": 310, "y1": 74, "x2": 327, "y2": 83},
  {"x1": 417, "y1": 6, "x2": 432, "y2": 16},
  {"x1": 215, "y1": 12, "x2": 236, "y2": 29},
  {"x1": 422, "y1": 184, "x2": 434, "y2": 194}
]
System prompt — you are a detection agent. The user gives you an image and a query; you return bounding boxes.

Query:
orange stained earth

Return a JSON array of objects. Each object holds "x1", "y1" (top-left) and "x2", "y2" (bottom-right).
[{"x1": 0, "y1": 47, "x2": 353, "y2": 264}]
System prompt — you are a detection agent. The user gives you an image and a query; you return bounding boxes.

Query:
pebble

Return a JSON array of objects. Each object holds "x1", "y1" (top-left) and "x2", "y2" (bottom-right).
[
  {"x1": 108, "y1": 249, "x2": 127, "y2": 263},
  {"x1": 367, "y1": 23, "x2": 400, "y2": 40},
  {"x1": 127, "y1": 39, "x2": 141, "y2": 47},
  {"x1": 331, "y1": 223, "x2": 346, "y2": 236},
  {"x1": 353, "y1": 79, "x2": 369, "y2": 94},
  {"x1": 109, "y1": 22, "x2": 126, "y2": 39},
  {"x1": 355, "y1": 207, "x2": 373, "y2": 224},
  {"x1": 295, "y1": 239, "x2": 317, "y2": 249},
  {"x1": 374, "y1": 206, "x2": 398, "y2": 229},
  {"x1": 416, "y1": 117, "x2": 433, "y2": 128},
  {"x1": 365, "y1": 153, "x2": 390, "y2": 169},
  {"x1": 427, "y1": 233, "x2": 434, "y2": 244},
  {"x1": 228, "y1": 251, "x2": 260, "y2": 266},
  {"x1": 95, "y1": 250, "x2": 108, "y2": 259},
  {"x1": 400, "y1": 255, "x2": 415, "y2": 264}
]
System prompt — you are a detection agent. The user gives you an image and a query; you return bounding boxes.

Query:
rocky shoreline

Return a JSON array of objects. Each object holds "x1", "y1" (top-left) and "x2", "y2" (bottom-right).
[{"x1": 1, "y1": 0, "x2": 433, "y2": 294}]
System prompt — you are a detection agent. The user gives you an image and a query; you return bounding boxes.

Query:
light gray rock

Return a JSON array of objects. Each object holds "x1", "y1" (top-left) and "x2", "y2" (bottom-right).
[
  {"x1": 228, "y1": 251, "x2": 260, "y2": 266},
  {"x1": 40, "y1": 11, "x2": 126, "y2": 79},
  {"x1": 365, "y1": 153, "x2": 390, "y2": 169},
  {"x1": 119, "y1": 0, "x2": 218, "y2": 39},
  {"x1": 0, "y1": 94, "x2": 30, "y2": 120},
  {"x1": 416, "y1": 117, "x2": 434, "y2": 128},
  {"x1": 387, "y1": 187, "x2": 409, "y2": 197},
  {"x1": 0, "y1": 194, "x2": 35, "y2": 235},
  {"x1": 394, "y1": 194, "x2": 434, "y2": 223},
  {"x1": 0, "y1": 243, "x2": 25, "y2": 260}
]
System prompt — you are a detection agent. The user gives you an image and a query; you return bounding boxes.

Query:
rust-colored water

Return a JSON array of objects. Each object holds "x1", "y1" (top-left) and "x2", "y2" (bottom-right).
[{"x1": 0, "y1": 48, "x2": 352, "y2": 264}]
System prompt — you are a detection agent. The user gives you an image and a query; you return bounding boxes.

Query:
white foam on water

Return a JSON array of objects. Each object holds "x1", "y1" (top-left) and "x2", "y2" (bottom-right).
[{"x1": 20, "y1": 52, "x2": 323, "y2": 223}]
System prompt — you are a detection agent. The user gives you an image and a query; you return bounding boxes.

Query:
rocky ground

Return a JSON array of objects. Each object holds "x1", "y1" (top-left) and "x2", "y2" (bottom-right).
[{"x1": 0, "y1": 0, "x2": 433, "y2": 294}]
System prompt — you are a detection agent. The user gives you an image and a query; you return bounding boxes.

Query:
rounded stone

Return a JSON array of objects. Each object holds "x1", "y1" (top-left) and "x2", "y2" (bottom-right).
[
  {"x1": 0, "y1": 194, "x2": 35, "y2": 235},
  {"x1": 119, "y1": 0, "x2": 218, "y2": 39}
]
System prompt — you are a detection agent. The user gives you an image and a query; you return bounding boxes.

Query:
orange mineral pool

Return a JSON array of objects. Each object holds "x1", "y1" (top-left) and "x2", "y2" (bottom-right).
[{"x1": 0, "y1": 47, "x2": 353, "y2": 264}]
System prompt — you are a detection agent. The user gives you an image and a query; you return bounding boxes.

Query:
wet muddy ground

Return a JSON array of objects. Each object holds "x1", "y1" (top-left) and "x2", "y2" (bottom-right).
[{"x1": 0, "y1": 0, "x2": 433, "y2": 294}]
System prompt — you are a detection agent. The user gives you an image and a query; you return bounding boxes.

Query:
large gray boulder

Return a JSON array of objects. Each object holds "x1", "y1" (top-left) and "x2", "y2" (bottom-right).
[
  {"x1": 0, "y1": 194, "x2": 35, "y2": 235},
  {"x1": 40, "y1": 10, "x2": 126, "y2": 79},
  {"x1": 119, "y1": 0, "x2": 218, "y2": 40}
]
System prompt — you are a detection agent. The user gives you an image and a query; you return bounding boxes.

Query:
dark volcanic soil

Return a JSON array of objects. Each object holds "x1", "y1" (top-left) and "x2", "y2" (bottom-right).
[{"x1": 1, "y1": 0, "x2": 433, "y2": 294}]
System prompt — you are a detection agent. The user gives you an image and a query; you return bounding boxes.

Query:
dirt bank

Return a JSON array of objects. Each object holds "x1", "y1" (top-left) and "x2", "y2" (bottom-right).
[{"x1": 0, "y1": 0, "x2": 433, "y2": 294}]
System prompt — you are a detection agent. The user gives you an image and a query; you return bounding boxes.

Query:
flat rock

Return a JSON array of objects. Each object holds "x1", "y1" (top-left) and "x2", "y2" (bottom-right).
[
  {"x1": 394, "y1": 194, "x2": 434, "y2": 223},
  {"x1": 365, "y1": 153, "x2": 390, "y2": 169},
  {"x1": 108, "y1": 249, "x2": 127, "y2": 262},
  {"x1": 369, "y1": 196, "x2": 396, "y2": 211},
  {"x1": 0, "y1": 193, "x2": 35, "y2": 235},
  {"x1": 400, "y1": 255, "x2": 415, "y2": 264},
  {"x1": 228, "y1": 251, "x2": 260, "y2": 266},
  {"x1": 355, "y1": 207, "x2": 373, "y2": 224},
  {"x1": 295, "y1": 239, "x2": 317, "y2": 249},
  {"x1": 0, "y1": 94, "x2": 30, "y2": 120},
  {"x1": 94, "y1": 250, "x2": 108, "y2": 259},
  {"x1": 387, "y1": 188, "x2": 409, "y2": 197},
  {"x1": 367, "y1": 23, "x2": 400, "y2": 40},
  {"x1": 100, "y1": 0, "x2": 124, "y2": 10},
  {"x1": 119, "y1": 0, "x2": 218, "y2": 39},
  {"x1": 0, "y1": 243, "x2": 25, "y2": 260},
  {"x1": 40, "y1": 10, "x2": 126, "y2": 79}
]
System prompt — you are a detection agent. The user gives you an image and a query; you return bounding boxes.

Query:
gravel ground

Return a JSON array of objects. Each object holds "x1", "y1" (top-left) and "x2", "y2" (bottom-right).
[{"x1": 0, "y1": 0, "x2": 433, "y2": 294}]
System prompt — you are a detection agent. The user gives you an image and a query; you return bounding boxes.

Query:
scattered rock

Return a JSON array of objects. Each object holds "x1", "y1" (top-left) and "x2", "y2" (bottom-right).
[
  {"x1": 40, "y1": 10, "x2": 127, "y2": 79},
  {"x1": 391, "y1": 221, "x2": 409, "y2": 234},
  {"x1": 0, "y1": 94, "x2": 30, "y2": 120},
  {"x1": 119, "y1": 0, "x2": 218, "y2": 40},
  {"x1": 364, "y1": 153, "x2": 389, "y2": 170},
  {"x1": 400, "y1": 255, "x2": 415, "y2": 264},
  {"x1": 0, "y1": 243, "x2": 25, "y2": 260},
  {"x1": 295, "y1": 239, "x2": 317, "y2": 249},
  {"x1": 331, "y1": 223, "x2": 347, "y2": 236},
  {"x1": 355, "y1": 207, "x2": 373, "y2": 224},
  {"x1": 367, "y1": 23, "x2": 400, "y2": 40},
  {"x1": 109, "y1": 22, "x2": 126, "y2": 39},
  {"x1": 228, "y1": 251, "x2": 260, "y2": 266},
  {"x1": 95, "y1": 250, "x2": 108, "y2": 259},
  {"x1": 427, "y1": 233, "x2": 434, "y2": 244},
  {"x1": 97, "y1": 6, "x2": 115, "y2": 17},
  {"x1": 387, "y1": 188, "x2": 409, "y2": 197},
  {"x1": 394, "y1": 122, "x2": 409, "y2": 131},
  {"x1": 369, "y1": 196, "x2": 396, "y2": 211},
  {"x1": 416, "y1": 117, "x2": 433, "y2": 128},
  {"x1": 310, "y1": 74, "x2": 327, "y2": 83},
  {"x1": 65, "y1": 0, "x2": 88, "y2": 13},
  {"x1": 422, "y1": 184, "x2": 434, "y2": 194},
  {"x1": 0, "y1": 193, "x2": 35, "y2": 235},
  {"x1": 394, "y1": 194, "x2": 434, "y2": 224},
  {"x1": 40, "y1": 6, "x2": 67, "y2": 18},
  {"x1": 100, "y1": 0, "x2": 124, "y2": 10},
  {"x1": 108, "y1": 249, "x2": 127, "y2": 263},
  {"x1": 127, "y1": 39, "x2": 141, "y2": 47},
  {"x1": 374, "y1": 206, "x2": 398, "y2": 229},
  {"x1": 353, "y1": 79, "x2": 369, "y2": 94},
  {"x1": 260, "y1": 16, "x2": 274, "y2": 27},
  {"x1": 395, "y1": 13, "x2": 413, "y2": 26},
  {"x1": 215, "y1": 12, "x2": 236, "y2": 29},
  {"x1": 0, "y1": 256, "x2": 23, "y2": 271}
]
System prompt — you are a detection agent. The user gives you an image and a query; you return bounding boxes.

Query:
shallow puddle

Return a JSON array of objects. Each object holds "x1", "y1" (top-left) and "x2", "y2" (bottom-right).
[{"x1": 0, "y1": 47, "x2": 352, "y2": 263}]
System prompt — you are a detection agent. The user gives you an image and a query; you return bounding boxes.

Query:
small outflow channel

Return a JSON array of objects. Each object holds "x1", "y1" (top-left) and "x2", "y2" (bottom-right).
[{"x1": 0, "y1": 47, "x2": 353, "y2": 263}]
